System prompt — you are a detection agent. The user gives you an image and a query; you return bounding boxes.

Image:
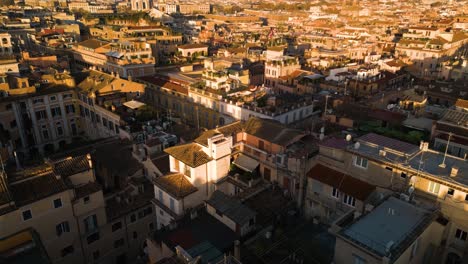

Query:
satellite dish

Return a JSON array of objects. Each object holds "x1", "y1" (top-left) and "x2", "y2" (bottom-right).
[
  {"x1": 354, "y1": 142, "x2": 360, "y2": 149},
  {"x1": 346, "y1": 134, "x2": 352, "y2": 142}
]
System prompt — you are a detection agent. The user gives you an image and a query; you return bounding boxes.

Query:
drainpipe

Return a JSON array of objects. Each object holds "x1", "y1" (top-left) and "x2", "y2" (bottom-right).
[{"x1": 71, "y1": 192, "x2": 87, "y2": 264}]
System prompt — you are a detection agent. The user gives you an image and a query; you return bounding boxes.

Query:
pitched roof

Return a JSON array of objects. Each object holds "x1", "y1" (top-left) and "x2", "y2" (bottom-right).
[
  {"x1": 153, "y1": 173, "x2": 198, "y2": 199},
  {"x1": 358, "y1": 133, "x2": 420, "y2": 155},
  {"x1": 10, "y1": 173, "x2": 68, "y2": 207},
  {"x1": 206, "y1": 190, "x2": 256, "y2": 225},
  {"x1": 151, "y1": 154, "x2": 170, "y2": 175},
  {"x1": 164, "y1": 143, "x2": 212, "y2": 168},
  {"x1": 455, "y1": 99, "x2": 468, "y2": 109},
  {"x1": 307, "y1": 164, "x2": 376, "y2": 201},
  {"x1": 194, "y1": 121, "x2": 243, "y2": 147},
  {"x1": 53, "y1": 155, "x2": 91, "y2": 178},
  {"x1": 243, "y1": 117, "x2": 304, "y2": 146}
]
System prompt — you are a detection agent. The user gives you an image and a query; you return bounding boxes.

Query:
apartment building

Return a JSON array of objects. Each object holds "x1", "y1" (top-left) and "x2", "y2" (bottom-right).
[
  {"x1": 395, "y1": 31, "x2": 468, "y2": 78},
  {"x1": 431, "y1": 107, "x2": 468, "y2": 159},
  {"x1": 76, "y1": 70, "x2": 146, "y2": 140},
  {"x1": 152, "y1": 132, "x2": 232, "y2": 229},
  {"x1": 264, "y1": 55, "x2": 301, "y2": 89},
  {"x1": 305, "y1": 163, "x2": 377, "y2": 222},
  {"x1": 316, "y1": 132, "x2": 468, "y2": 263},
  {"x1": 332, "y1": 196, "x2": 445, "y2": 264},
  {"x1": 139, "y1": 74, "x2": 228, "y2": 130},
  {"x1": 73, "y1": 40, "x2": 156, "y2": 78},
  {"x1": 131, "y1": 0, "x2": 153, "y2": 11}
]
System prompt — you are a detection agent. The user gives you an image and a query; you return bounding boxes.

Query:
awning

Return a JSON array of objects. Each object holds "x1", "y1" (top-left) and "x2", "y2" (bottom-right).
[
  {"x1": 233, "y1": 154, "x2": 259, "y2": 172},
  {"x1": 123, "y1": 100, "x2": 146, "y2": 110}
]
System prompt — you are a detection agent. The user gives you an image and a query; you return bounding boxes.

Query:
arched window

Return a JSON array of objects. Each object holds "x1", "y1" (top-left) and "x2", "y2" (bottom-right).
[
  {"x1": 142, "y1": 1, "x2": 147, "y2": 9},
  {"x1": 2, "y1": 38, "x2": 7, "y2": 45}
]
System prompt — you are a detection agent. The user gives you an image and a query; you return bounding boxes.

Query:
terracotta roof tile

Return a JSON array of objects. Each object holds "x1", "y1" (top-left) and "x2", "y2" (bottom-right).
[
  {"x1": 243, "y1": 117, "x2": 304, "y2": 146},
  {"x1": 153, "y1": 173, "x2": 198, "y2": 199},
  {"x1": 164, "y1": 143, "x2": 212, "y2": 168},
  {"x1": 307, "y1": 164, "x2": 375, "y2": 201}
]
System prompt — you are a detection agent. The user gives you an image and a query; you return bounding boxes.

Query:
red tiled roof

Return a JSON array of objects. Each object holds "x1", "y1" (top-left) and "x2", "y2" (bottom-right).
[
  {"x1": 455, "y1": 99, "x2": 468, "y2": 109},
  {"x1": 139, "y1": 76, "x2": 188, "y2": 95},
  {"x1": 307, "y1": 164, "x2": 376, "y2": 201}
]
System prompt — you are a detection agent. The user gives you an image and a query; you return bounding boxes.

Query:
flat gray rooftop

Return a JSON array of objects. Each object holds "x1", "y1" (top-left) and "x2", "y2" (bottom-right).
[
  {"x1": 408, "y1": 150, "x2": 468, "y2": 186},
  {"x1": 342, "y1": 197, "x2": 431, "y2": 256}
]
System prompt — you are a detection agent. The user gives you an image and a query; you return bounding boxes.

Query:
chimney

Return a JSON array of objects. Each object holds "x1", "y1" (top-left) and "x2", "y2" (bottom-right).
[
  {"x1": 450, "y1": 167, "x2": 458, "y2": 178},
  {"x1": 234, "y1": 240, "x2": 240, "y2": 260}
]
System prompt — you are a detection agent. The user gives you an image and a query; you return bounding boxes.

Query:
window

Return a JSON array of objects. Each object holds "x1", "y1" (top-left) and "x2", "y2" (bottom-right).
[
  {"x1": 112, "y1": 221, "x2": 122, "y2": 232},
  {"x1": 60, "y1": 245, "x2": 74, "y2": 257},
  {"x1": 400, "y1": 172, "x2": 407, "y2": 178},
  {"x1": 149, "y1": 223, "x2": 154, "y2": 230},
  {"x1": 93, "y1": 251, "x2": 100, "y2": 261},
  {"x1": 71, "y1": 123, "x2": 77, "y2": 136},
  {"x1": 343, "y1": 194, "x2": 356, "y2": 207},
  {"x1": 160, "y1": 209, "x2": 164, "y2": 216},
  {"x1": 465, "y1": 194, "x2": 468, "y2": 201},
  {"x1": 35, "y1": 110, "x2": 47, "y2": 120},
  {"x1": 102, "y1": 117, "x2": 108, "y2": 127},
  {"x1": 113, "y1": 238, "x2": 124, "y2": 248},
  {"x1": 87, "y1": 232, "x2": 99, "y2": 244},
  {"x1": 10, "y1": 120, "x2": 16, "y2": 128},
  {"x1": 83, "y1": 196, "x2": 90, "y2": 204},
  {"x1": 170, "y1": 198, "x2": 175, "y2": 211},
  {"x1": 353, "y1": 254, "x2": 367, "y2": 264},
  {"x1": 51, "y1": 106, "x2": 61, "y2": 117},
  {"x1": 249, "y1": 218, "x2": 255, "y2": 226},
  {"x1": 455, "y1": 229, "x2": 467, "y2": 241},
  {"x1": 428, "y1": 181, "x2": 440, "y2": 195},
  {"x1": 332, "y1": 188, "x2": 340, "y2": 199},
  {"x1": 138, "y1": 210, "x2": 144, "y2": 219},
  {"x1": 133, "y1": 231, "x2": 138, "y2": 239},
  {"x1": 144, "y1": 206, "x2": 153, "y2": 216},
  {"x1": 159, "y1": 190, "x2": 163, "y2": 202},
  {"x1": 56, "y1": 123, "x2": 63, "y2": 136},
  {"x1": 84, "y1": 214, "x2": 98, "y2": 233},
  {"x1": 109, "y1": 121, "x2": 114, "y2": 131},
  {"x1": 184, "y1": 165, "x2": 191, "y2": 177},
  {"x1": 385, "y1": 166, "x2": 393, "y2": 171},
  {"x1": 65, "y1": 104, "x2": 75, "y2": 114},
  {"x1": 53, "y1": 198, "x2": 62, "y2": 208},
  {"x1": 447, "y1": 188, "x2": 455, "y2": 196},
  {"x1": 42, "y1": 126, "x2": 49, "y2": 140},
  {"x1": 56, "y1": 221, "x2": 70, "y2": 236},
  {"x1": 258, "y1": 140, "x2": 265, "y2": 150},
  {"x1": 33, "y1": 98, "x2": 44, "y2": 104},
  {"x1": 130, "y1": 214, "x2": 136, "y2": 223},
  {"x1": 63, "y1": 93, "x2": 73, "y2": 99},
  {"x1": 22, "y1": 210, "x2": 32, "y2": 221},
  {"x1": 50, "y1": 96, "x2": 57, "y2": 101},
  {"x1": 354, "y1": 156, "x2": 368, "y2": 169},
  {"x1": 410, "y1": 238, "x2": 419, "y2": 259}
]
